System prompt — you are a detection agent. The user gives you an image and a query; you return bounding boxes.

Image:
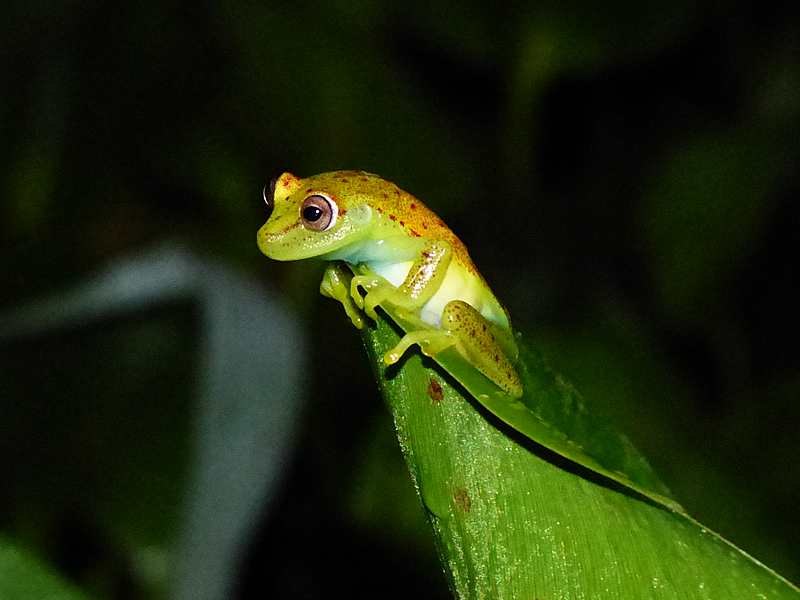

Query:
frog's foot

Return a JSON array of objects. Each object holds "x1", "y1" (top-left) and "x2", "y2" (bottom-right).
[
  {"x1": 384, "y1": 329, "x2": 456, "y2": 365},
  {"x1": 321, "y1": 264, "x2": 364, "y2": 329}
]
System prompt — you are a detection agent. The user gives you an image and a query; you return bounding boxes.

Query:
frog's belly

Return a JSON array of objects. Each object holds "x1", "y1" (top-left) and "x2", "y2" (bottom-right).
[{"x1": 365, "y1": 260, "x2": 507, "y2": 329}]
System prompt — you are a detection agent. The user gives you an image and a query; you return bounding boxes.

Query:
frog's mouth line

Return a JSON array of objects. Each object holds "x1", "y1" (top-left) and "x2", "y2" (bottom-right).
[{"x1": 257, "y1": 219, "x2": 299, "y2": 249}]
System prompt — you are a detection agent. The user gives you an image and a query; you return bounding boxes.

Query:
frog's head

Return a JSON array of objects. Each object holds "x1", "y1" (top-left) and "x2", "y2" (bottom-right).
[{"x1": 257, "y1": 171, "x2": 376, "y2": 261}]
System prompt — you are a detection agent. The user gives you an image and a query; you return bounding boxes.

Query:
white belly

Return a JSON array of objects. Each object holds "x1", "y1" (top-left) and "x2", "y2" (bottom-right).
[{"x1": 365, "y1": 260, "x2": 507, "y2": 329}]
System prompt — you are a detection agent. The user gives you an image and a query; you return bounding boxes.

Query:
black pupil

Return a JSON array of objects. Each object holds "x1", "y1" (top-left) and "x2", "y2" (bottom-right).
[{"x1": 303, "y1": 205, "x2": 323, "y2": 222}]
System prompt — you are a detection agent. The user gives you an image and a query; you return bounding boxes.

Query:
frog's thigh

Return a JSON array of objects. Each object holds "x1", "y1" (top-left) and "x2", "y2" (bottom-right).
[{"x1": 441, "y1": 300, "x2": 522, "y2": 398}]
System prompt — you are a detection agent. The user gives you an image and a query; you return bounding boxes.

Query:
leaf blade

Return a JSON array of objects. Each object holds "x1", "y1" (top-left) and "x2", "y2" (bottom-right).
[{"x1": 355, "y1": 287, "x2": 800, "y2": 599}]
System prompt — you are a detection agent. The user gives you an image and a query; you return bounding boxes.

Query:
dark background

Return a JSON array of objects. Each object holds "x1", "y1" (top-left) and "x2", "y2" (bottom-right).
[{"x1": 1, "y1": 0, "x2": 799, "y2": 598}]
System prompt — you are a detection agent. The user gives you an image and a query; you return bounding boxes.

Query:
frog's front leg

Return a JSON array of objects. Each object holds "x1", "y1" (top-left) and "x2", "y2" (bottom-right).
[
  {"x1": 320, "y1": 263, "x2": 365, "y2": 329},
  {"x1": 385, "y1": 300, "x2": 523, "y2": 399},
  {"x1": 350, "y1": 239, "x2": 452, "y2": 321}
]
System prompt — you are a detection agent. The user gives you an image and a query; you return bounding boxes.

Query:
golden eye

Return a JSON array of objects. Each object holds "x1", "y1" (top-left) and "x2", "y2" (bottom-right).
[{"x1": 300, "y1": 194, "x2": 337, "y2": 231}]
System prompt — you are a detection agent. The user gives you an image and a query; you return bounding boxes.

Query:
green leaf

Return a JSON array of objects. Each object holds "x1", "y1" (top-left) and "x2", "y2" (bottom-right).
[{"x1": 355, "y1": 292, "x2": 800, "y2": 598}]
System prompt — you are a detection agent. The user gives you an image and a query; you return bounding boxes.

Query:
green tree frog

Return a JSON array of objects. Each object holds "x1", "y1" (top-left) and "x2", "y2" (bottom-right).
[
  {"x1": 257, "y1": 170, "x2": 522, "y2": 401},
  {"x1": 257, "y1": 170, "x2": 685, "y2": 513}
]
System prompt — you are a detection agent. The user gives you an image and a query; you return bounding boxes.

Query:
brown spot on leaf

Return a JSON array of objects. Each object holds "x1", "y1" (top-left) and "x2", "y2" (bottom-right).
[
  {"x1": 453, "y1": 487, "x2": 472, "y2": 513},
  {"x1": 428, "y1": 379, "x2": 444, "y2": 403}
]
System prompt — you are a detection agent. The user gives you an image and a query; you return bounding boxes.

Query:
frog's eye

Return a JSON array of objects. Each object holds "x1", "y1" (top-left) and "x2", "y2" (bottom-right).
[
  {"x1": 263, "y1": 177, "x2": 278, "y2": 210},
  {"x1": 300, "y1": 194, "x2": 338, "y2": 232}
]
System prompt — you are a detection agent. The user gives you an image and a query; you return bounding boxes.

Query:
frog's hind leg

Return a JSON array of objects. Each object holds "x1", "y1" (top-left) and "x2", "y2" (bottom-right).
[
  {"x1": 383, "y1": 300, "x2": 522, "y2": 399},
  {"x1": 440, "y1": 300, "x2": 522, "y2": 398}
]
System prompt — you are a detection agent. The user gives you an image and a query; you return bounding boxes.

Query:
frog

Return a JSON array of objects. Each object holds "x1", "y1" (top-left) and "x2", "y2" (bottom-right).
[
  {"x1": 257, "y1": 170, "x2": 689, "y2": 514},
  {"x1": 257, "y1": 170, "x2": 522, "y2": 401}
]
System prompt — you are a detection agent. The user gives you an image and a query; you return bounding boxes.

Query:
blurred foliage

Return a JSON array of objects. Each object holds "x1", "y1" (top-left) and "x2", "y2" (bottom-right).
[
  {"x1": 0, "y1": 536, "x2": 91, "y2": 600},
  {"x1": 1, "y1": 0, "x2": 799, "y2": 598}
]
